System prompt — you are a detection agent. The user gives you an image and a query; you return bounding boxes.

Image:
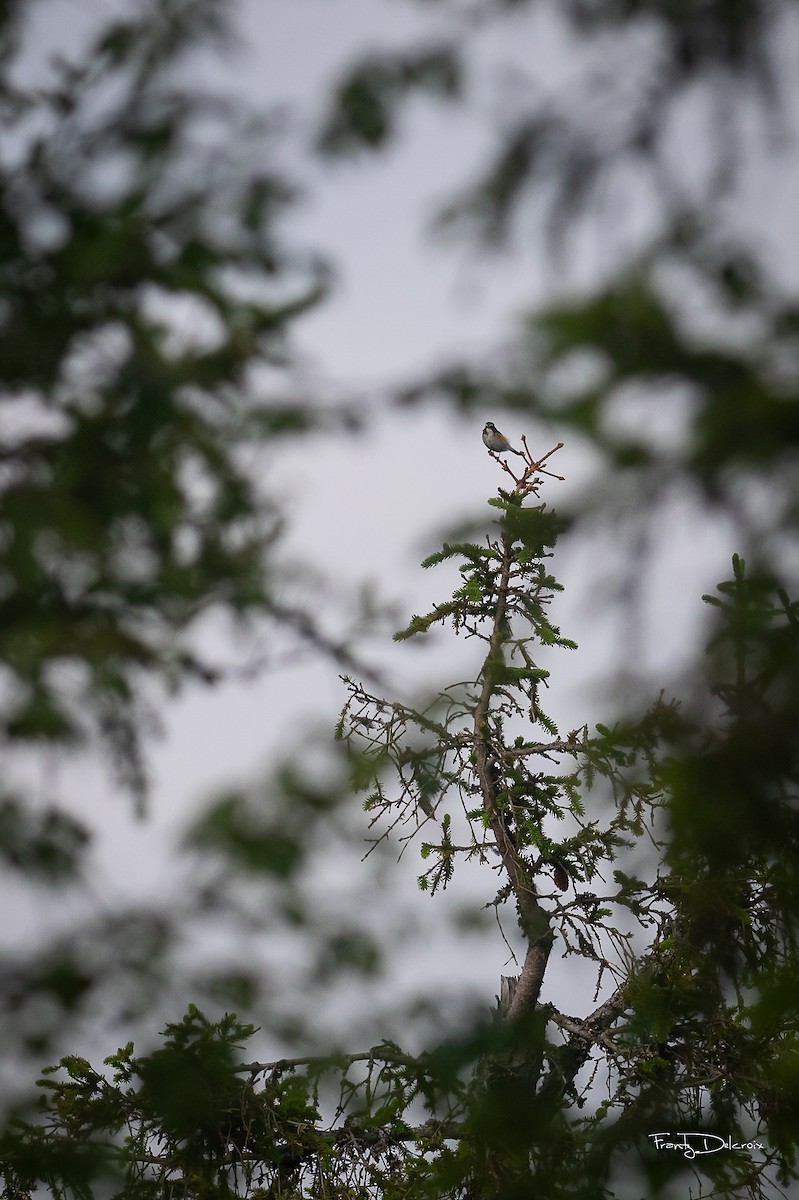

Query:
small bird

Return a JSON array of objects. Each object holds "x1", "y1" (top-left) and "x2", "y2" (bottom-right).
[{"x1": 482, "y1": 421, "x2": 524, "y2": 457}]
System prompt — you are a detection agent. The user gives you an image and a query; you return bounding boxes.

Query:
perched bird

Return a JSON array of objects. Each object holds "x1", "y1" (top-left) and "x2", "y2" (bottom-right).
[{"x1": 482, "y1": 421, "x2": 524, "y2": 457}]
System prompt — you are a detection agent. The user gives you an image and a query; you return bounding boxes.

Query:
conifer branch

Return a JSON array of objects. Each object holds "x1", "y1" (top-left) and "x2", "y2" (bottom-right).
[{"x1": 473, "y1": 523, "x2": 553, "y2": 1021}]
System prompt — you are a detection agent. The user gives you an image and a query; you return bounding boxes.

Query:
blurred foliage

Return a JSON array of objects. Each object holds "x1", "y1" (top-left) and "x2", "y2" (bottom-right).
[
  {"x1": 10, "y1": 490, "x2": 799, "y2": 1197},
  {"x1": 411, "y1": 226, "x2": 799, "y2": 594},
  {"x1": 1, "y1": 0, "x2": 799, "y2": 1198},
  {"x1": 340, "y1": 482, "x2": 799, "y2": 1198},
  {"x1": 1, "y1": 1004, "x2": 471, "y2": 1199},
  {"x1": 0, "y1": 0, "x2": 338, "y2": 1118},
  {"x1": 0, "y1": 0, "x2": 326, "y2": 805},
  {"x1": 0, "y1": 797, "x2": 88, "y2": 880},
  {"x1": 318, "y1": 43, "x2": 461, "y2": 154}
]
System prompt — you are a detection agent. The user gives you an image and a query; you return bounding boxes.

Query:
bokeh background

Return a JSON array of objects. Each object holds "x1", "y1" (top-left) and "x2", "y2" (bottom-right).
[{"x1": 4, "y1": 0, "x2": 799, "y2": 1094}]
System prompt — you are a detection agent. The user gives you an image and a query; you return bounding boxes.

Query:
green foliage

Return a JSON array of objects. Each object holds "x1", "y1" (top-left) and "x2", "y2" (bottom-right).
[
  {"x1": 21, "y1": 449, "x2": 776, "y2": 1195},
  {"x1": 318, "y1": 45, "x2": 461, "y2": 154},
  {"x1": 1, "y1": 1005, "x2": 477, "y2": 1200},
  {"x1": 337, "y1": 465, "x2": 799, "y2": 1195},
  {"x1": 0, "y1": 0, "x2": 341, "y2": 1139},
  {"x1": 0, "y1": 798, "x2": 88, "y2": 881},
  {"x1": 136, "y1": 1008, "x2": 257, "y2": 1156},
  {"x1": 186, "y1": 791, "x2": 304, "y2": 879},
  {"x1": 0, "y1": 0, "x2": 325, "y2": 806},
  {"x1": 3, "y1": 1, "x2": 799, "y2": 1199}
]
